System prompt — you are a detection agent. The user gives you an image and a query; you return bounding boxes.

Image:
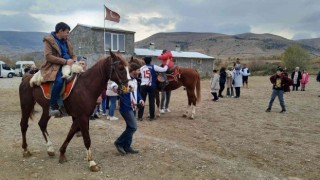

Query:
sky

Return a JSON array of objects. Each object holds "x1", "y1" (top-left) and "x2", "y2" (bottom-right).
[{"x1": 0, "y1": 0, "x2": 320, "y2": 42}]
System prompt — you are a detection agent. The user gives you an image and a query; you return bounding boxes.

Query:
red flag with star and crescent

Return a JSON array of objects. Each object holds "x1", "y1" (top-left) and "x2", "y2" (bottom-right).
[{"x1": 104, "y1": 6, "x2": 120, "y2": 23}]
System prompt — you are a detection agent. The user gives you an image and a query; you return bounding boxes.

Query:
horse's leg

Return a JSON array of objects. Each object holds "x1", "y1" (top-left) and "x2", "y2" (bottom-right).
[
  {"x1": 38, "y1": 109, "x2": 54, "y2": 156},
  {"x1": 186, "y1": 88, "x2": 197, "y2": 119},
  {"x1": 59, "y1": 118, "x2": 79, "y2": 163},
  {"x1": 77, "y1": 116, "x2": 100, "y2": 172},
  {"x1": 20, "y1": 101, "x2": 35, "y2": 157}
]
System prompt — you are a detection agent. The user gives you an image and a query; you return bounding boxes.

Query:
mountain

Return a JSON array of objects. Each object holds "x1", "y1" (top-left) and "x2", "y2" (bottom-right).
[
  {"x1": 0, "y1": 31, "x2": 48, "y2": 55},
  {"x1": 1, "y1": 31, "x2": 320, "y2": 60},
  {"x1": 135, "y1": 32, "x2": 320, "y2": 59}
]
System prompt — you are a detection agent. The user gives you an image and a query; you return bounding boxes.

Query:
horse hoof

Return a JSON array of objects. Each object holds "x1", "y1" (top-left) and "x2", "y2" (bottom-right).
[
  {"x1": 47, "y1": 151, "x2": 55, "y2": 157},
  {"x1": 90, "y1": 165, "x2": 100, "y2": 172},
  {"x1": 182, "y1": 114, "x2": 187, "y2": 118},
  {"x1": 23, "y1": 150, "x2": 32, "y2": 158},
  {"x1": 59, "y1": 156, "x2": 67, "y2": 164}
]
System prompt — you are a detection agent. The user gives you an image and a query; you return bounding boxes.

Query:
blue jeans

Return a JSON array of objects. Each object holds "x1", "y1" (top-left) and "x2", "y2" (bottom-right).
[
  {"x1": 50, "y1": 68, "x2": 64, "y2": 109},
  {"x1": 268, "y1": 89, "x2": 286, "y2": 111},
  {"x1": 115, "y1": 110, "x2": 137, "y2": 151},
  {"x1": 160, "y1": 91, "x2": 171, "y2": 109},
  {"x1": 108, "y1": 96, "x2": 117, "y2": 116}
]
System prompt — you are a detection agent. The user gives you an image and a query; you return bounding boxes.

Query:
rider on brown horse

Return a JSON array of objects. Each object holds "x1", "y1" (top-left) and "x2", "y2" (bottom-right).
[
  {"x1": 40, "y1": 22, "x2": 77, "y2": 116},
  {"x1": 157, "y1": 49, "x2": 175, "y2": 86}
]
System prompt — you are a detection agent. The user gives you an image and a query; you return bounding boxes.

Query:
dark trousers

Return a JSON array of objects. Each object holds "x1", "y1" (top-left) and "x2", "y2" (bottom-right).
[
  {"x1": 211, "y1": 92, "x2": 219, "y2": 100},
  {"x1": 50, "y1": 68, "x2": 64, "y2": 109},
  {"x1": 116, "y1": 110, "x2": 137, "y2": 151},
  {"x1": 235, "y1": 87, "x2": 241, "y2": 97},
  {"x1": 218, "y1": 83, "x2": 225, "y2": 97},
  {"x1": 226, "y1": 87, "x2": 234, "y2": 96},
  {"x1": 160, "y1": 91, "x2": 171, "y2": 109},
  {"x1": 292, "y1": 84, "x2": 299, "y2": 91},
  {"x1": 138, "y1": 85, "x2": 156, "y2": 119}
]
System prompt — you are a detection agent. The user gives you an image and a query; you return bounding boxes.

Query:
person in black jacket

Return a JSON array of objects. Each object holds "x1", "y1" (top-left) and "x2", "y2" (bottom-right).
[
  {"x1": 218, "y1": 67, "x2": 226, "y2": 98},
  {"x1": 291, "y1": 67, "x2": 302, "y2": 91}
]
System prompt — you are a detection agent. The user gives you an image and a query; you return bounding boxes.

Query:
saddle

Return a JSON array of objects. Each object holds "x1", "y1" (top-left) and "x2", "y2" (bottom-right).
[
  {"x1": 40, "y1": 75, "x2": 78, "y2": 118},
  {"x1": 157, "y1": 66, "x2": 180, "y2": 82}
]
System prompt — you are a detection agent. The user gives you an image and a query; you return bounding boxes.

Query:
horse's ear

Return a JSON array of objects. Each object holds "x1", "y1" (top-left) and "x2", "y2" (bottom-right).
[{"x1": 109, "y1": 49, "x2": 116, "y2": 59}]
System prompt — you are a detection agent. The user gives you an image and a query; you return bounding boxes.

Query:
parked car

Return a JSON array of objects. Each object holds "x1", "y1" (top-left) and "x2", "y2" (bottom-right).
[{"x1": 0, "y1": 61, "x2": 15, "y2": 78}]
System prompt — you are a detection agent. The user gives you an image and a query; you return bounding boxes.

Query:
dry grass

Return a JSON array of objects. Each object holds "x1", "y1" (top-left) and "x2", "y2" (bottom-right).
[{"x1": 0, "y1": 76, "x2": 319, "y2": 179}]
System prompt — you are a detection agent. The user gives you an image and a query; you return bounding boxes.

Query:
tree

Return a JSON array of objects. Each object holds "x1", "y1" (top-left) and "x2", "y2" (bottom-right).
[{"x1": 282, "y1": 44, "x2": 310, "y2": 71}]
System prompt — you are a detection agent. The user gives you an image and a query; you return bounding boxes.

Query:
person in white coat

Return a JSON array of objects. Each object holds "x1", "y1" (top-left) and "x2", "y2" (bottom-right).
[
  {"x1": 232, "y1": 66, "x2": 246, "y2": 98},
  {"x1": 106, "y1": 80, "x2": 119, "y2": 121},
  {"x1": 210, "y1": 69, "x2": 220, "y2": 101},
  {"x1": 242, "y1": 64, "x2": 250, "y2": 88}
]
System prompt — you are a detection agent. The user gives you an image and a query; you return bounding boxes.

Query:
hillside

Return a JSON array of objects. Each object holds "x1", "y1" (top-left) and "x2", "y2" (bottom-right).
[
  {"x1": 0, "y1": 31, "x2": 48, "y2": 55},
  {"x1": 1, "y1": 31, "x2": 320, "y2": 60},
  {"x1": 135, "y1": 32, "x2": 320, "y2": 59}
]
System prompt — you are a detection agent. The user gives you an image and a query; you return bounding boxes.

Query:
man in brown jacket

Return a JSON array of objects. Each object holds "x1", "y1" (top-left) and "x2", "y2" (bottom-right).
[{"x1": 40, "y1": 22, "x2": 76, "y2": 116}]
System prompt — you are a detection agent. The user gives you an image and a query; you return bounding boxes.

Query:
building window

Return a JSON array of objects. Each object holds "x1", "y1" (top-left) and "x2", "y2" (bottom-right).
[
  {"x1": 104, "y1": 32, "x2": 125, "y2": 52},
  {"x1": 197, "y1": 59, "x2": 202, "y2": 64}
]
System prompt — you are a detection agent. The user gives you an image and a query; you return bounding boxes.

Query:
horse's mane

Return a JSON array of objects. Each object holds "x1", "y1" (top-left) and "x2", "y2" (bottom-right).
[{"x1": 80, "y1": 56, "x2": 111, "y2": 79}]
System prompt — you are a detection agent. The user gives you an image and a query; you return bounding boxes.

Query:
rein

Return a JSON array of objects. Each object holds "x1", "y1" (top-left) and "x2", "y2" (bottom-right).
[{"x1": 108, "y1": 57, "x2": 129, "y2": 95}]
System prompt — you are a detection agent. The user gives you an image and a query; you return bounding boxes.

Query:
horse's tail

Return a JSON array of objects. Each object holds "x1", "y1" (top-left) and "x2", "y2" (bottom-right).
[{"x1": 196, "y1": 71, "x2": 201, "y2": 103}]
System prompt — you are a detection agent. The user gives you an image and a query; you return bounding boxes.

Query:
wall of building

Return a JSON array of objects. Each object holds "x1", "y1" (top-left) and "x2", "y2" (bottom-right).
[
  {"x1": 69, "y1": 25, "x2": 135, "y2": 67},
  {"x1": 135, "y1": 55, "x2": 214, "y2": 77}
]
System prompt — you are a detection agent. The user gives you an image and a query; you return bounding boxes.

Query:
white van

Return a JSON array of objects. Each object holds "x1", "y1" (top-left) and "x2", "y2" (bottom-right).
[
  {"x1": 0, "y1": 61, "x2": 15, "y2": 78},
  {"x1": 15, "y1": 61, "x2": 35, "y2": 77}
]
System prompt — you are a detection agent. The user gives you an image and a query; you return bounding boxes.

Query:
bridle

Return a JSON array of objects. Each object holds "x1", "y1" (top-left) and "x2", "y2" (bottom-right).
[{"x1": 109, "y1": 56, "x2": 130, "y2": 94}]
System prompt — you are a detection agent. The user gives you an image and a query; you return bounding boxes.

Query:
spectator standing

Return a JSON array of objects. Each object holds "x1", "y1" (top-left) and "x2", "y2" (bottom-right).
[
  {"x1": 218, "y1": 67, "x2": 226, "y2": 98},
  {"x1": 242, "y1": 64, "x2": 250, "y2": 88},
  {"x1": 210, "y1": 69, "x2": 220, "y2": 101},
  {"x1": 106, "y1": 80, "x2": 119, "y2": 120},
  {"x1": 291, "y1": 67, "x2": 302, "y2": 91},
  {"x1": 232, "y1": 66, "x2": 244, "y2": 98},
  {"x1": 138, "y1": 57, "x2": 169, "y2": 121},
  {"x1": 300, "y1": 70, "x2": 309, "y2": 91},
  {"x1": 225, "y1": 66, "x2": 234, "y2": 97},
  {"x1": 160, "y1": 91, "x2": 171, "y2": 114}
]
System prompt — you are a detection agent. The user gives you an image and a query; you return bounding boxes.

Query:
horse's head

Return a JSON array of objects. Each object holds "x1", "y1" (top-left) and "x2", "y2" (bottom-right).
[
  {"x1": 108, "y1": 50, "x2": 134, "y2": 94},
  {"x1": 129, "y1": 56, "x2": 145, "y2": 66}
]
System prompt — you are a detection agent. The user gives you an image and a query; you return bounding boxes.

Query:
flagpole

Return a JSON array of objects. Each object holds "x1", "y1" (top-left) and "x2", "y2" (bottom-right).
[{"x1": 104, "y1": 4, "x2": 106, "y2": 56}]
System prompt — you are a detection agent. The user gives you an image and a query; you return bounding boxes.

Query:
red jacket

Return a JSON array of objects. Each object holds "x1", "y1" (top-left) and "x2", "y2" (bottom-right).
[{"x1": 157, "y1": 51, "x2": 174, "y2": 69}]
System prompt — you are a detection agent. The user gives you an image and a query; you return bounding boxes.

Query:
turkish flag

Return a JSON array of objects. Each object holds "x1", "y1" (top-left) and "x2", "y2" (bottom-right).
[{"x1": 105, "y1": 6, "x2": 120, "y2": 23}]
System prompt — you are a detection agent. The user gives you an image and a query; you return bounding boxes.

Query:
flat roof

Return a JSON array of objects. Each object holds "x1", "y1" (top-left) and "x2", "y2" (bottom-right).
[
  {"x1": 75, "y1": 23, "x2": 135, "y2": 34},
  {"x1": 135, "y1": 48, "x2": 214, "y2": 59}
]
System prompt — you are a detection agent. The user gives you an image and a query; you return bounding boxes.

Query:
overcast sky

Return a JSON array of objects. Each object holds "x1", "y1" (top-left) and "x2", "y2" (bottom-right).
[{"x1": 0, "y1": 0, "x2": 319, "y2": 41}]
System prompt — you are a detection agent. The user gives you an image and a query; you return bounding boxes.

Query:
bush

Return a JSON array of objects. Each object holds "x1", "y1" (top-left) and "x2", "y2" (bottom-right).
[
  {"x1": 248, "y1": 60, "x2": 281, "y2": 76},
  {"x1": 282, "y1": 44, "x2": 310, "y2": 71}
]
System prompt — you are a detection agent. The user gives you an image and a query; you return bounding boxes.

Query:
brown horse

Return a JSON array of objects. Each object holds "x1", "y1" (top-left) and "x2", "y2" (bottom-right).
[
  {"x1": 19, "y1": 51, "x2": 131, "y2": 172},
  {"x1": 130, "y1": 57, "x2": 201, "y2": 119}
]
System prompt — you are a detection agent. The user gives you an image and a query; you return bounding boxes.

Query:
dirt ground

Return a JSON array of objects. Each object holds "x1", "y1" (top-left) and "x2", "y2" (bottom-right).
[{"x1": 0, "y1": 76, "x2": 319, "y2": 180}]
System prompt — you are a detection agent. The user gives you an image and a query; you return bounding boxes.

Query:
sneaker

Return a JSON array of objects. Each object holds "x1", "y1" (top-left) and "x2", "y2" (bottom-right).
[
  {"x1": 149, "y1": 117, "x2": 156, "y2": 121},
  {"x1": 106, "y1": 115, "x2": 110, "y2": 120},
  {"x1": 218, "y1": 95, "x2": 224, "y2": 98},
  {"x1": 165, "y1": 109, "x2": 171, "y2": 113},
  {"x1": 93, "y1": 114, "x2": 99, "y2": 119},
  {"x1": 160, "y1": 109, "x2": 165, "y2": 114},
  {"x1": 114, "y1": 142, "x2": 126, "y2": 155},
  {"x1": 49, "y1": 107, "x2": 61, "y2": 116},
  {"x1": 280, "y1": 110, "x2": 286, "y2": 113},
  {"x1": 89, "y1": 116, "x2": 95, "y2": 120},
  {"x1": 138, "y1": 118, "x2": 143, "y2": 121},
  {"x1": 265, "y1": 108, "x2": 271, "y2": 112},
  {"x1": 213, "y1": 99, "x2": 219, "y2": 102},
  {"x1": 109, "y1": 116, "x2": 119, "y2": 121},
  {"x1": 102, "y1": 113, "x2": 106, "y2": 116},
  {"x1": 125, "y1": 147, "x2": 139, "y2": 154}
]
